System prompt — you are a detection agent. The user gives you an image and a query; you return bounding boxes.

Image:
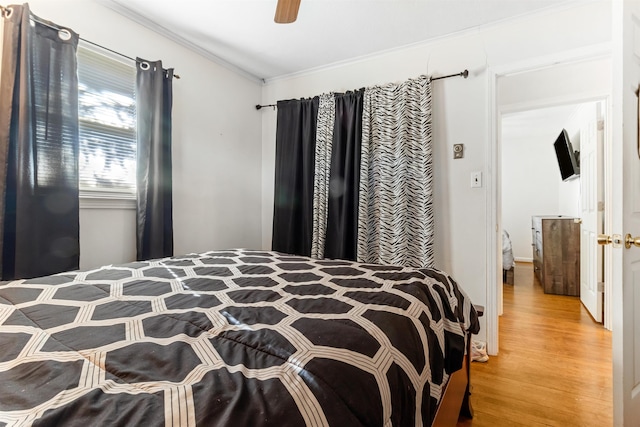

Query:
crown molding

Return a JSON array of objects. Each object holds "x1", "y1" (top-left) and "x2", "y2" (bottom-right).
[
  {"x1": 263, "y1": 0, "x2": 601, "y2": 84},
  {"x1": 97, "y1": 0, "x2": 264, "y2": 84},
  {"x1": 98, "y1": 0, "x2": 599, "y2": 86}
]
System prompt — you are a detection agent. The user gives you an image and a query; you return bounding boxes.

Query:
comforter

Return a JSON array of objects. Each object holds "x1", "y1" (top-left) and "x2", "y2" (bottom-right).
[{"x1": 0, "y1": 249, "x2": 479, "y2": 426}]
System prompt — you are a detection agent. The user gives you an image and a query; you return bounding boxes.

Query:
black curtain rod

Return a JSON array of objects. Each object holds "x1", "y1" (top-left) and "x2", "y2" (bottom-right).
[
  {"x1": 255, "y1": 69, "x2": 468, "y2": 110},
  {"x1": 0, "y1": 4, "x2": 180, "y2": 79},
  {"x1": 430, "y1": 69, "x2": 469, "y2": 81}
]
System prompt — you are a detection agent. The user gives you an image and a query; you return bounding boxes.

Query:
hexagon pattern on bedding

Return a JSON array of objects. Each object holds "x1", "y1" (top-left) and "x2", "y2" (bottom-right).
[{"x1": 0, "y1": 249, "x2": 478, "y2": 426}]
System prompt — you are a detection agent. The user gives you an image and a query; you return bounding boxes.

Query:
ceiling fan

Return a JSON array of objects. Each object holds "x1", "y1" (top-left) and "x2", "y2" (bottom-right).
[{"x1": 274, "y1": 0, "x2": 301, "y2": 23}]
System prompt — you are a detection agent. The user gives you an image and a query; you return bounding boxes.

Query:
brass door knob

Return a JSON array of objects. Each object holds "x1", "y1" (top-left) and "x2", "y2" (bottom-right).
[
  {"x1": 598, "y1": 234, "x2": 612, "y2": 245},
  {"x1": 625, "y1": 234, "x2": 640, "y2": 249}
]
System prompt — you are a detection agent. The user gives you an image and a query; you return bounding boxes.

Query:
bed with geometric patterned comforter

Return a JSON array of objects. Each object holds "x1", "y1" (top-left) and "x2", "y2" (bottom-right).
[{"x1": 0, "y1": 249, "x2": 479, "y2": 426}]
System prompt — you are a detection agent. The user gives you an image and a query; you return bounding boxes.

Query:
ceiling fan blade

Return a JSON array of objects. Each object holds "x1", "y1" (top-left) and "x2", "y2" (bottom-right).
[{"x1": 274, "y1": 0, "x2": 301, "y2": 24}]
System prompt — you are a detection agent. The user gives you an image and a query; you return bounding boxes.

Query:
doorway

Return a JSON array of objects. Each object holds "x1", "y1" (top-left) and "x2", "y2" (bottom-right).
[
  {"x1": 486, "y1": 53, "x2": 612, "y2": 355},
  {"x1": 500, "y1": 100, "x2": 608, "y2": 326},
  {"x1": 483, "y1": 49, "x2": 615, "y2": 424}
]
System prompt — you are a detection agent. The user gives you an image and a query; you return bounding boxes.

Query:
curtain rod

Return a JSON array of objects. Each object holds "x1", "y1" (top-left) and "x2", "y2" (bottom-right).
[
  {"x1": 255, "y1": 69, "x2": 468, "y2": 110},
  {"x1": 255, "y1": 104, "x2": 277, "y2": 110},
  {"x1": 0, "y1": 4, "x2": 180, "y2": 79},
  {"x1": 430, "y1": 69, "x2": 468, "y2": 81}
]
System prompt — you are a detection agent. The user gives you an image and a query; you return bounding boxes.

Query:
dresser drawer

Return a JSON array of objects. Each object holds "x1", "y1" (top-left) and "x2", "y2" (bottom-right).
[{"x1": 531, "y1": 215, "x2": 580, "y2": 296}]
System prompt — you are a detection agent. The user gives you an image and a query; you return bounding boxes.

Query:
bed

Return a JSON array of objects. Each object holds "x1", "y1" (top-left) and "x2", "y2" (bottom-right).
[{"x1": 0, "y1": 249, "x2": 479, "y2": 426}]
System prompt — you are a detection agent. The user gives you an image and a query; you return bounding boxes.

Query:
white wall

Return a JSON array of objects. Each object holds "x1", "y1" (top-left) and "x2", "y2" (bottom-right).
[
  {"x1": 261, "y1": 1, "x2": 612, "y2": 342},
  {"x1": 501, "y1": 121, "x2": 561, "y2": 260},
  {"x1": 22, "y1": 0, "x2": 264, "y2": 269},
  {"x1": 79, "y1": 205, "x2": 136, "y2": 267},
  {"x1": 558, "y1": 179, "x2": 581, "y2": 218},
  {"x1": 498, "y1": 58, "x2": 612, "y2": 109}
]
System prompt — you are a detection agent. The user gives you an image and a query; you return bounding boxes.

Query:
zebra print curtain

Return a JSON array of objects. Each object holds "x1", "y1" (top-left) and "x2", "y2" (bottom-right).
[
  {"x1": 311, "y1": 94, "x2": 335, "y2": 259},
  {"x1": 311, "y1": 91, "x2": 364, "y2": 261},
  {"x1": 358, "y1": 76, "x2": 434, "y2": 268}
]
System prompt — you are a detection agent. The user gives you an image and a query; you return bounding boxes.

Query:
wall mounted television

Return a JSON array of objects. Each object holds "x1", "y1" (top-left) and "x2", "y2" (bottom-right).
[{"x1": 553, "y1": 128, "x2": 580, "y2": 181}]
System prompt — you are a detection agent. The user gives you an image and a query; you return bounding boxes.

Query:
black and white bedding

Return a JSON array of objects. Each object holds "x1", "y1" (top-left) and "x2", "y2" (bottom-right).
[{"x1": 0, "y1": 249, "x2": 479, "y2": 426}]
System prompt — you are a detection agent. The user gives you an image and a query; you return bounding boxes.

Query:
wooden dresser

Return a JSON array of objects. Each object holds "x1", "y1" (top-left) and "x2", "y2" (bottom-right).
[{"x1": 531, "y1": 216, "x2": 580, "y2": 296}]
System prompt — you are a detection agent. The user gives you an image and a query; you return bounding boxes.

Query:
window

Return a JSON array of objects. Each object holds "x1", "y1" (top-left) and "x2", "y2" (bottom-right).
[{"x1": 77, "y1": 44, "x2": 136, "y2": 197}]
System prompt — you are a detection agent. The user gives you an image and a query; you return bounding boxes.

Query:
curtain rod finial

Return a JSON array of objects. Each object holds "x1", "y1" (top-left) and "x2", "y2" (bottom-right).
[
  {"x1": 256, "y1": 104, "x2": 277, "y2": 110},
  {"x1": 462, "y1": 69, "x2": 469, "y2": 79}
]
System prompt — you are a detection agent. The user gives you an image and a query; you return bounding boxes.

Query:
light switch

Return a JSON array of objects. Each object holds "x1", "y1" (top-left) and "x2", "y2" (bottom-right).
[{"x1": 471, "y1": 171, "x2": 482, "y2": 188}]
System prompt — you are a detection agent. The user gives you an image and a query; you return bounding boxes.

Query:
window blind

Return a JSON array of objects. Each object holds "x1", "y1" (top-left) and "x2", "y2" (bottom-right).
[{"x1": 77, "y1": 44, "x2": 136, "y2": 193}]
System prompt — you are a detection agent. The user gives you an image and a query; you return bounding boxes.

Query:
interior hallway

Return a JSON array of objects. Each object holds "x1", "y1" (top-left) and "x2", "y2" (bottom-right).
[{"x1": 458, "y1": 262, "x2": 612, "y2": 426}]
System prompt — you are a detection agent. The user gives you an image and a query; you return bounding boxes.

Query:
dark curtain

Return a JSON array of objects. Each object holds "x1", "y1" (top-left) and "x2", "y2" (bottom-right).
[
  {"x1": 136, "y1": 58, "x2": 173, "y2": 261},
  {"x1": 272, "y1": 98, "x2": 319, "y2": 256},
  {"x1": 0, "y1": 4, "x2": 80, "y2": 280},
  {"x1": 324, "y1": 90, "x2": 363, "y2": 260}
]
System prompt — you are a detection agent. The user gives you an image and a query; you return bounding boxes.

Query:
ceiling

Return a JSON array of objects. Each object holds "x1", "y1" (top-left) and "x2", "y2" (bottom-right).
[
  {"x1": 102, "y1": 0, "x2": 569, "y2": 82},
  {"x1": 502, "y1": 104, "x2": 582, "y2": 145}
]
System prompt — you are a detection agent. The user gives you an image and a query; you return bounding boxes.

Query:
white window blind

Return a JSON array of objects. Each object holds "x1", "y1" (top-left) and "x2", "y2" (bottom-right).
[{"x1": 77, "y1": 44, "x2": 136, "y2": 194}]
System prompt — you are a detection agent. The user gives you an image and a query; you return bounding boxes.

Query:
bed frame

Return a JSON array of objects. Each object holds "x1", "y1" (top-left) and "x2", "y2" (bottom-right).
[
  {"x1": 432, "y1": 305, "x2": 484, "y2": 426},
  {"x1": 503, "y1": 266, "x2": 515, "y2": 285}
]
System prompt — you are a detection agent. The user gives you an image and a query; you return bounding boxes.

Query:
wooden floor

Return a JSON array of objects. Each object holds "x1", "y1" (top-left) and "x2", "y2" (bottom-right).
[{"x1": 457, "y1": 262, "x2": 612, "y2": 427}]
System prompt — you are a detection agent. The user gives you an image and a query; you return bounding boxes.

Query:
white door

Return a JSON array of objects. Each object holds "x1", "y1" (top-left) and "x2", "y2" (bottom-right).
[
  {"x1": 611, "y1": 1, "x2": 640, "y2": 424},
  {"x1": 579, "y1": 103, "x2": 604, "y2": 323}
]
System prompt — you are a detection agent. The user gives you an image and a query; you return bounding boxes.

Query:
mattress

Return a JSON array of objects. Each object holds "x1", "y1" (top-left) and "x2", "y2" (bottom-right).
[{"x1": 0, "y1": 249, "x2": 479, "y2": 426}]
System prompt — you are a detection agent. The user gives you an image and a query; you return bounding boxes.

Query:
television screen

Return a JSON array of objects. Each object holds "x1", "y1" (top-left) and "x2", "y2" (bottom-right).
[{"x1": 553, "y1": 129, "x2": 580, "y2": 181}]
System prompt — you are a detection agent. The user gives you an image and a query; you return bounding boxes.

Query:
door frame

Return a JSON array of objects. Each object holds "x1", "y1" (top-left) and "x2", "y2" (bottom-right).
[{"x1": 486, "y1": 42, "x2": 612, "y2": 356}]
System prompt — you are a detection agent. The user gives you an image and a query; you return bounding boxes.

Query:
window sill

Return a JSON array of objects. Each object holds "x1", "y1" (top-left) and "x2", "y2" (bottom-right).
[{"x1": 79, "y1": 189, "x2": 136, "y2": 210}]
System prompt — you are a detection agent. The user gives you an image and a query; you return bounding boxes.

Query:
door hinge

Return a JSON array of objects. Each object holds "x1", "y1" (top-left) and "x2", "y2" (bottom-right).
[
  {"x1": 598, "y1": 201, "x2": 605, "y2": 212},
  {"x1": 597, "y1": 282, "x2": 605, "y2": 292}
]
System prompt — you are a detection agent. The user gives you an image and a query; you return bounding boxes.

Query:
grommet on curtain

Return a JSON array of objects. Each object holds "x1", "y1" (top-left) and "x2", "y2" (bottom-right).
[
  {"x1": 140, "y1": 61, "x2": 150, "y2": 71},
  {"x1": 57, "y1": 29, "x2": 71, "y2": 41},
  {"x1": 4, "y1": 6, "x2": 13, "y2": 18}
]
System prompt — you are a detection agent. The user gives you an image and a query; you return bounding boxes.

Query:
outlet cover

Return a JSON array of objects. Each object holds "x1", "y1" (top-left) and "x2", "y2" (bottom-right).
[{"x1": 453, "y1": 144, "x2": 464, "y2": 159}]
